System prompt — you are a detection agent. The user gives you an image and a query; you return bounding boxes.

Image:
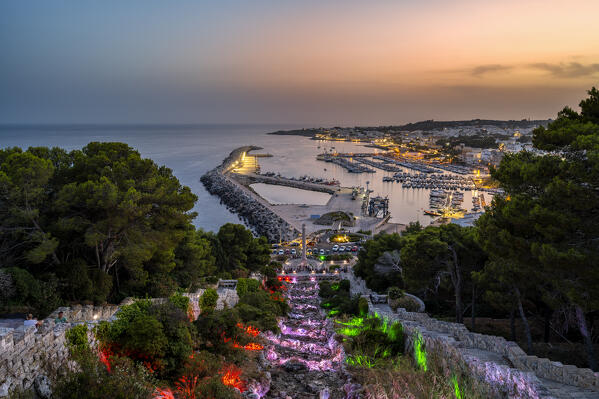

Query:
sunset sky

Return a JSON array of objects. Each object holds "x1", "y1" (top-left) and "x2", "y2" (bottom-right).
[{"x1": 2, "y1": 0, "x2": 599, "y2": 125}]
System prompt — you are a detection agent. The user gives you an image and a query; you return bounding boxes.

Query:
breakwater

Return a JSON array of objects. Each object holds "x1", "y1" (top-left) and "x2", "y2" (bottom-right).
[
  {"x1": 234, "y1": 173, "x2": 338, "y2": 195},
  {"x1": 201, "y1": 146, "x2": 299, "y2": 242}
]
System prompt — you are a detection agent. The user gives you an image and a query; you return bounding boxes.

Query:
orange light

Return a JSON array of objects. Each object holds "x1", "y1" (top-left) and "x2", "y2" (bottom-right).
[{"x1": 221, "y1": 365, "x2": 246, "y2": 392}]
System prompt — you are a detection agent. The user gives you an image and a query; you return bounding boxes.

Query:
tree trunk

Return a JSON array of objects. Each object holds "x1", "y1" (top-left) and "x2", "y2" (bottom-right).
[
  {"x1": 510, "y1": 307, "x2": 516, "y2": 341},
  {"x1": 514, "y1": 287, "x2": 533, "y2": 353},
  {"x1": 448, "y1": 245, "x2": 463, "y2": 323},
  {"x1": 471, "y1": 284, "x2": 476, "y2": 330},
  {"x1": 543, "y1": 309, "x2": 551, "y2": 343},
  {"x1": 575, "y1": 305, "x2": 598, "y2": 371}
]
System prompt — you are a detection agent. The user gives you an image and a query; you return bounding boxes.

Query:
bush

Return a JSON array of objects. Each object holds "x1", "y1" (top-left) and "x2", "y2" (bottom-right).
[
  {"x1": 358, "y1": 297, "x2": 369, "y2": 317},
  {"x1": 52, "y1": 350, "x2": 157, "y2": 399},
  {"x1": 168, "y1": 291, "x2": 190, "y2": 313},
  {"x1": 236, "y1": 278, "x2": 260, "y2": 296},
  {"x1": 95, "y1": 300, "x2": 194, "y2": 379},
  {"x1": 65, "y1": 325, "x2": 90, "y2": 353},
  {"x1": 395, "y1": 295, "x2": 422, "y2": 312},
  {"x1": 387, "y1": 286, "x2": 404, "y2": 300},
  {"x1": 200, "y1": 288, "x2": 218, "y2": 314},
  {"x1": 319, "y1": 281, "x2": 360, "y2": 316}
]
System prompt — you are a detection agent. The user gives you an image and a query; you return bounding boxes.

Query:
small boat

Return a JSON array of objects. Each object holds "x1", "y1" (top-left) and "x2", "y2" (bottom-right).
[{"x1": 424, "y1": 210, "x2": 441, "y2": 216}]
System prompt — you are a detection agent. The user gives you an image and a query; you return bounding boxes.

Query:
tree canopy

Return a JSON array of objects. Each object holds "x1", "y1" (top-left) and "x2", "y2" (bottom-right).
[
  {"x1": 0, "y1": 142, "x2": 272, "y2": 314},
  {"x1": 476, "y1": 87, "x2": 599, "y2": 369}
]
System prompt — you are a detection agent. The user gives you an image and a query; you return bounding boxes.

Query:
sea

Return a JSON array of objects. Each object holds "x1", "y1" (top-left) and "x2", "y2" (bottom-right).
[{"x1": 0, "y1": 124, "x2": 484, "y2": 231}]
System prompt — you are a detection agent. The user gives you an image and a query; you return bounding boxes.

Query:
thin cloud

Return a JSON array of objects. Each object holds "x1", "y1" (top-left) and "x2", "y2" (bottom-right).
[
  {"x1": 530, "y1": 62, "x2": 599, "y2": 78},
  {"x1": 470, "y1": 64, "x2": 513, "y2": 77}
]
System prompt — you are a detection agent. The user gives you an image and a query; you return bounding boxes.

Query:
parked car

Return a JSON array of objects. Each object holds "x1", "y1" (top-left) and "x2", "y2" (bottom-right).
[
  {"x1": 319, "y1": 249, "x2": 325, "y2": 255},
  {"x1": 339, "y1": 246, "x2": 345, "y2": 252},
  {"x1": 351, "y1": 246, "x2": 358, "y2": 252},
  {"x1": 291, "y1": 249, "x2": 296, "y2": 255},
  {"x1": 285, "y1": 248, "x2": 290, "y2": 254},
  {"x1": 332, "y1": 245, "x2": 339, "y2": 251},
  {"x1": 278, "y1": 249, "x2": 284, "y2": 255}
]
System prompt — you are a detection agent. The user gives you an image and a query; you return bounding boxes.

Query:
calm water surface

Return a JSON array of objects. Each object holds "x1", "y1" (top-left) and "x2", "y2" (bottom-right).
[{"x1": 0, "y1": 125, "x2": 484, "y2": 231}]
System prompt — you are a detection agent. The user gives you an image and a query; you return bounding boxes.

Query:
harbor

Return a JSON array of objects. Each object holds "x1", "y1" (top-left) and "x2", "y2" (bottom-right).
[{"x1": 201, "y1": 141, "x2": 496, "y2": 243}]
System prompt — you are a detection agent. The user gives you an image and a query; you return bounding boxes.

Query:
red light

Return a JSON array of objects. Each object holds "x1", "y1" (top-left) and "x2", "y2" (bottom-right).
[
  {"x1": 221, "y1": 364, "x2": 246, "y2": 392},
  {"x1": 98, "y1": 348, "x2": 112, "y2": 373},
  {"x1": 175, "y1": 375, "x2": 199, "y2": 399},
  {"x1": 153, "y1": 388, "x2": 175, "y2": 399}
]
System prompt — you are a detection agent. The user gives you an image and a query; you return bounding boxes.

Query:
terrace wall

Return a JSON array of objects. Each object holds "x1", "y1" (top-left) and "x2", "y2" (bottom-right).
[{"x1": 0, "y1": 289, "x2": 239, "y2": 397}]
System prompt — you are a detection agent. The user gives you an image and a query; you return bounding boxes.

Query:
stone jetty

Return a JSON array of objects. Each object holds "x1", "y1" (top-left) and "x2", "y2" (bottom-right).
[{"x1": 201, "y1": 146, "x2": 299, "y2": 242}]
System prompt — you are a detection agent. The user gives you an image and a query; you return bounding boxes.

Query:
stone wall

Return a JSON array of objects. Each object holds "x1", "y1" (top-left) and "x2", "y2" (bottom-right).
[
  {"x1": 0, "y1": 288, "x2": 239, "y2": 397},
  {"x1": 387, "y1": 308, "x2": 599, "y2": 395}
]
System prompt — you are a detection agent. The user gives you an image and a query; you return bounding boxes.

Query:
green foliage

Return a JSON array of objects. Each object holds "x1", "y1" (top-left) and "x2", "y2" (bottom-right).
[
  {"x1": 1, "y1": 267, "x2": 61, "y2": 317},
  {"x1": 402, "y1": 221, "x2": 422, "y2": 236},
  {"x1": 477, "y1": 88, "x2": 599, "y2": 369},
  {"x1": 414, "y1": 332, "x2": 428, "y2": 371},
  {"x1": 215, "y1": 223, "x2": 271, "y2": 274},
  {"x1": 200, "y1": 288, "x2": 219, "y2": 314},
  {"x1": 168, "y1": 291, "x2": 190, "y2": 313},
  {"x1": 95, "y1": 300, "x2": 194, "y2": 379},
  {"x1": 236, "y1": 278, "x2": 260, "y2": 296},
  {"x1": 238, "y1": 290, "x2": 289, "y2": 320},
  {"x1": 400, "y1": 224, "x2": 486, "y2": 322},
  {"x1": 358, "y1": 297, "x2": 369, "y2": 317},
  {"x1": 173, "y1": 228, "x2": 216, "y2": 291},
  {"x1": 354, "y1": 232, "x2": 402, "y2": 292},
  {"x1": 319, "y1": 281, "x2": 360, "y2": 316},
  {"x1": 387, "y1": 286, "x2": 404, "y2": 300},
  {"x1": 65, "y1": 324, "x2": 90, "y2": 353},
  {"x1": 337, "y1": 314, "x2": 404, "y2": 370},
  {"x1": 52, "y1": 350, "x2": 157, "y2": 399},
  {"x1": 0, "y1": 142, "x2": 200, "y2": 309}
]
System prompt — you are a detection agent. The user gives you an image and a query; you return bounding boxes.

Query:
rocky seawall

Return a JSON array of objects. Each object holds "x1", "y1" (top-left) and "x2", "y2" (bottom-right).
[{"x1": 201, "y1": 146, "x2": 299, "y2": 242}]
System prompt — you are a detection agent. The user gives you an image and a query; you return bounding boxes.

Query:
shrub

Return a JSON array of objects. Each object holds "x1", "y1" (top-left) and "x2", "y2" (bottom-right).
[
  {"x1": 339, "y1": 279, "x2": 351, "y2": 292},
  {"x1": 65, "y1": 324, "x2": 90, "y2": 353},
  {"x1": 395, "y1": 295, "x2": 422, "y2": 312},
  {"x1": 387, "y1": 286, "x2": 404, "y2": 300},
  {"x1": 358, "y1": 297, "x2": 369, "y2": 317},
  {"x1": 168, "y1": 291, "x2": 190, "y2": 313},
  {"x1": 52, "y1": 350, "x2": 157, "y2": 399},
  {"x1": 236, "y1": 278, "x2": 260, "y2": 297},
  {"x1": 95, "y1": 300, "x2": 194, "y2": 379},
  {"x1": 200, "y1": 288, "x2": 218, "y2": 314}
]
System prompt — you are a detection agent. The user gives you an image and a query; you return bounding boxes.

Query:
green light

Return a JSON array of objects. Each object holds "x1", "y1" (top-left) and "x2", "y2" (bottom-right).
[
  {"x1": 319, "y1": 255, "x2": 326, "y2": 261},
  {"x1": 345, "y1": 354, "x2": 375, "y2": 368},
  {"x1": 328, "y1": 309, "x2": 340, "y2": 316},
  {"x1": 335, "y1": 317, "x2": 364, "y2": 327},
  {"x1": 321, "y1": 302, "x2": 332, "y2": 308},
  {"x1": 331, "y1": 283, "x2": 340, "y2": 291},
  {"x1": 452, "y1": 375, "x2": 462, "y2": 399},
  {"x1": 414, "y1": 332, "x2": 427, "y2": 371},
  {"x1": 386, "y1": 321, "x2": 403, "y2": 342},
  {"x1": 337, "y1": 327, "x2": 361, "y2": 336}
]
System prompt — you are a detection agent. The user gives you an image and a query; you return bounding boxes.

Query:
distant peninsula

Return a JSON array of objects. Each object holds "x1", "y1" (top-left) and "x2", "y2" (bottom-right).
[{"x1": 268, "y1": 119, "x2": 552, "y2": 137}]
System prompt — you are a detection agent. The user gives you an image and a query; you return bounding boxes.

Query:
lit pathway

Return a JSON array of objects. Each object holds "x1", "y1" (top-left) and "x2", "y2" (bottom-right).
[{"x1": 263, "y1": 277, "x2": 350, "y2": 398}]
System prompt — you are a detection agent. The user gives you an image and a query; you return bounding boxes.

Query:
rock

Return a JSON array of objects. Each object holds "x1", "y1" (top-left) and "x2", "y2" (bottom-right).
[
  {"x1": 34, "y1": 375, "x2": 52, "y2": 399},
  {"x1": 283, "y1": 360, "x2": 308, "y2": 372}
]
